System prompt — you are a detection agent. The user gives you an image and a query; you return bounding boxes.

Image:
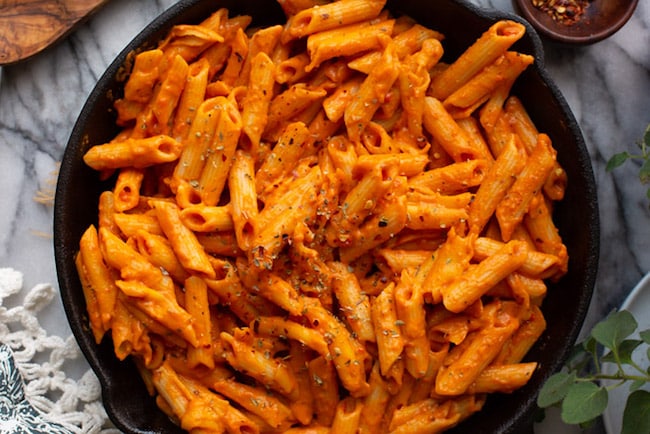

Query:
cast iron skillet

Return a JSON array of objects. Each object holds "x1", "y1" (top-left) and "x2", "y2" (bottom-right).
[{"x1": 54, "y1": 0, "x2": 600, "y2": 432}]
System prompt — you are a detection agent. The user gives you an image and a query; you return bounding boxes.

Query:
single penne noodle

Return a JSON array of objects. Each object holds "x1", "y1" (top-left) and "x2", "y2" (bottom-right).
[
  {"x1": 255, "y1": 121, "x2": 311, "y2": 194},
  {"x1": 283, "y1": 340, "x2": 316, "y2": 426},
  {"x1": 344, "y1": 39, "x2": 399, "y2": 143},
  {"x1": 158, "y1": 24, "x2": 224, "y2": 62},
  {"x1": 441, "y1": 240, "x2": 529, "y2": 313},
  {"x1": 355, "y1": 153, "x2": 429, "y2": 178},
  {"x1": 456, "y1": 116, "x2": 494, "y2": 162},
  {"x1": 172, "y1": 96, "x2": 226, "y2": 182},
  {"x1": 97, "y1": 191, "x2": 120, "y2": 234},
  {"x1": 239, "y1": 52, "x2": 275, "y2": 153},
  {"x1": 376, "y1": 249, "x2": 432, "y2": 274},
  {"x1": 358, "y1": 362, "x2": 391, "y2": 432},
  {"x1": 220, "y1": 329, "x2": 297, "y2": 396},
  {"x1": 331, "y1": 397, "x2": 363, "y2": 434},
  {"x1": 429, "y1": 20, "x2": 526, "y2": 100},
  {"x1": 252, "y1": 271, "x2": 305, "y2": 316},
  {"x1": 228, "y1": 150, "x2": 259, "y2": 252},
  {"x1": 275, "y1": 52, "x2": 311, "y2": 84},
  {"x1": 326, "y1": 134, "x2": 357, "y2": 189},
  {"x1": 306, "y1": 19, "x2": 395, "y2": 72},
  {"x1": 198, "y1": 98, "x2": 242, "y2": 206},
  {"x1": 196, "y1": 231, "x2": 242, "y2": 257},
  {"x1": 219, "y1": 27, "x2": 249, "y2": 86},
  {"x1": 409, "y1": 159, "x2": 490, "y2": 195},
  {"x1": 179, "y1": 204, "x2": 233, "y2": 232},
  {"x1": 78, "y1": 226, "x2": 118, "y2": 332},
  {"x1": 407, "y1": 190, "x2": 474, "y2": 209},
  {"x1": 388, "y1": 398, "x2": 464, "y2": 434},
  {"x1": 113, "y1": 168, "x2": 144, "y2": 212},
  {"x1": 328, "y1": 261, "x2": 375, "y2": 343},
  {"x1": 152, "y1": 54, "x2": 189, "y2": 133},
  {"x1": 371, "y1": 283, "x2": 404, "y2": 376},
  {"x1": 422, "y1": 96, "x2": 484, "y2": 162},
  {"x1": 399, "y1": 39, "x2": 444, "y2": 137},
  {"x1": 184, "y1": 276, "x2": 214, "y2": 369},
  {"x1": 360, "y1": 121, "x2": 396, "y2": 154},
  {"x1": 212, "y1": 378, "x2": 296, "y2": 430},
  {"x1": 473, "y1": 236, "x2": 559, "y2": 279},
  {"x1": 467, "y1": 362, "x2": 537, "y2": 394},
  {"x1": 394, "y1": 268, "x2": 427, "y2": 341},
  {"x1": 253, "y1": 316, "x2": 329, "y2": 357},
  {"x1": 308, "y1": 356, "x2": 340, "y2": 426},
  {"x1": 197, "y1": 7, "x2": 228, "y2": 31},
  {"x1": 172, "y1": 58, "x2": 210, "y2": 140},
  {"x1": 504, "y1": 95, "x2": 537, "y2": 153},
  {"x1": 150, "y1": 199, "x2": 216, "y2": 279},
  {"x1": 84, "y1": 135, "x2": 182, "y2": 171},
  {"x1": 405, "y1": 201, "x2": 469, "y2": 231},
  {"x1": 284, "y1": 0, "x2": 386, "y2": 41},
  {"x1": 479, "y1": 80, "x2": 514, "y2": 132},
  {"x1": 123, "y1": 49, "x2": 164, "y2": 105},
  {"x1": 75, "y1": 253, "x2": 106, "y2": 344}
]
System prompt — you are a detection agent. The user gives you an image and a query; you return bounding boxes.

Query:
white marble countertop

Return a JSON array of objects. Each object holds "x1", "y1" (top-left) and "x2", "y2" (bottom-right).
[{"x1": 0, "y1": 0, "x2": 648, "y2": 432}]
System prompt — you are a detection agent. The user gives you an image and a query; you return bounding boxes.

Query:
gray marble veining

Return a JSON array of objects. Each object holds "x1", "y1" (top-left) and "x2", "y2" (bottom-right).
[{"x1": 0, "y1": 0, "x2": 648, "y2": 432}]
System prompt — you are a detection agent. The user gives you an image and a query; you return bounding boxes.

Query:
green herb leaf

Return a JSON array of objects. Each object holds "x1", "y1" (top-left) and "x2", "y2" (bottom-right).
[
  {"x1": 629, "y1": 379, "x2": 645, "y2": 392},
  {"x1": 618, "y1": 339, "x2": 644, "y2": 365},
  {"x1": 591, "y1": 310, "x2": 637, "y2": 351},
  {"x1": 621, "y1": 390, "x2": 650, "y2": 434},
  {"x1": 607, "y1": 152, "x2": 631, "y2": 172},
  {"x1": 640, "y1": 329, "x2": 650, "y2": 345},
  {"x1": 560, "y1": 382, "x2": 608, "y2": 425},
  {"x1": 602, "y1": 339, "x2": 644, "y2": 366},
  {"x1": 582, "y1": 336, "x2": 598, "y2": 357},
  {"x1": 537, "y1": 371, "x2": 576, "y2": 408}
]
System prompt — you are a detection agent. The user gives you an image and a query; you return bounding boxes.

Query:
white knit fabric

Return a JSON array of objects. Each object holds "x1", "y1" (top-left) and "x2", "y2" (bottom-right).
[{"x1": 0, "y1": 268, "x2": 119, "y2": 434}]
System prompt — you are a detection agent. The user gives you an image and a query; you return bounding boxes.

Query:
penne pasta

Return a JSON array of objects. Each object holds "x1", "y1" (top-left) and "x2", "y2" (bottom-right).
[{"x1": 77, "y1": 4, "x2": 570, "y2": 432}]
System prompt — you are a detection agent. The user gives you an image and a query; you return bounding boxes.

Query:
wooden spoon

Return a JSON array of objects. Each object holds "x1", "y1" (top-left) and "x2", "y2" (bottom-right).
[{"x1": 0, "y1": 0, "x2": 110, "y2": 66}]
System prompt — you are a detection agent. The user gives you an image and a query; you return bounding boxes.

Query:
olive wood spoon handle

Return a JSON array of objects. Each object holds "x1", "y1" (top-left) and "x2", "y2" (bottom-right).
[{"x1": 0, "y1": 0, "x2": 110, "y2": 66}]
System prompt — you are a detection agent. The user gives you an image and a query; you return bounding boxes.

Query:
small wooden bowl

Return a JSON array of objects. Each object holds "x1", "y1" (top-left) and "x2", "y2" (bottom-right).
[{"x1": 513, "y1": 0, "x2": 638, "y2": 45}]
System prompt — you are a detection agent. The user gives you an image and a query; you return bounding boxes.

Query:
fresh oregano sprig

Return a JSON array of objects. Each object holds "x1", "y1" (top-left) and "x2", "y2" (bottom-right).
[
  {"x1": 537, "y1": 310, "x2": 650, "y2": 433},
  {"x1": 606, "y1": 122, "x2": 650, "y2": 200}
]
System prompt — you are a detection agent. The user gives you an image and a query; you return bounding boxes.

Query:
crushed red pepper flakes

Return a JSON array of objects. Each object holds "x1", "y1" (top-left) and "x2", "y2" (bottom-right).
[{"x1": 532, "y1": 0, "x2": 591, "y2": 25}]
